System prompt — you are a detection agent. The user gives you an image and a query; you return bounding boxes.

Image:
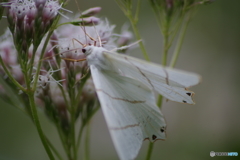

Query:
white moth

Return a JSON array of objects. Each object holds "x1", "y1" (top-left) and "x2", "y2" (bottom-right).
[{"x1": 81, "y1": 45, "x2": 200, "y2": 160}]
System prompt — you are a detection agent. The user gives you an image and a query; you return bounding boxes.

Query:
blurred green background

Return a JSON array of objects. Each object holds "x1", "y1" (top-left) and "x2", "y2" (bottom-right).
[{"x1": 0, "y1": 0, "x2": 240, "y2": 160}]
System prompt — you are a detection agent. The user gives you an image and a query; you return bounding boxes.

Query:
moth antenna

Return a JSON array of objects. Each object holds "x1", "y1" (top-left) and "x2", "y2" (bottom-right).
[
  {"x1": 74, "y1": 0, "x2": 90, "y2": 47},
  {"x1": 110, "y1": 40, "x2": 142, "y2": 52},
  {"x1": 79, "y1": 27, "x2": 96, "y2": 44},
  {"x1": 92, "y1": 20, "x2": 102, "y2": 47},
  {"x1": 83, "y1": 22, "x2": 88, "y2": 46},
  {"x1": 74, "y1": 0, "x2": 81, "y2": 15}
]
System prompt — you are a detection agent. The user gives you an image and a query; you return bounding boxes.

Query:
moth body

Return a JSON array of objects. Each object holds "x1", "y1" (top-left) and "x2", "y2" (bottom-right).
[
  {"x1": 84, "y1": 45, "x2": 112, "y2": 71},
  {"x1": 81, "y1": 44, "x2": 201, "y2": 160}
]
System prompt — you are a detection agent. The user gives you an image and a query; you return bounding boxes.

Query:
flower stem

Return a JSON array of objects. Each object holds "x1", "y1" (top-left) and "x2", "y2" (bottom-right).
[
  {"x1": 28, "y1": 46, "x2": 38, "y2": 80},
  {"x1": 0, "y1": 56, "x2": 26, "y2": 92},
  {"x1": 28, "y1": 92, "x2": 55, "y2": 160},
  {"x1": 46, "y1": 138, "x2": 64, "y2": 160},
  {"x1": 77, "y1": 105, "x2": 100, "y2": 149},
  {"x1": 77, "y1": 125, "x2": 84, "y2": 149},
  {"x1": 170, "y1": 15, "x2": 191, "y2": 68},
  {"x1": 116, "y1": 0, "x2": 150, "y2": 61},
  {"x1": 145, "y1": 17, "x2": 170, "y2": 160},
  {"x1": 84, "y1": 122, "x2": 91, "y2": 160},
  {"x1": 32, "y1": 30, "x2": 54, "y2": 91},
  {"x1": 162, "y1": 17, "x2": 171, "y2": 66},
  {"x1": 55, "y1": 121, "x2": 72, "y2": 160},
  {"x1": 70, "y1": 108, "x2": 77, "y2": 160},
  {"x1": 32, "y1": 13, "x2": 61, "y2": 91},
  {"x1": 145, "y1": 142, "x2": 154, "y2": 160},
  {"x1": 145, "y1": 95, "x2": 163, "y2": 160},
  {"x1": 129, "y1": 16, "x2": 150, "y2": 61}
]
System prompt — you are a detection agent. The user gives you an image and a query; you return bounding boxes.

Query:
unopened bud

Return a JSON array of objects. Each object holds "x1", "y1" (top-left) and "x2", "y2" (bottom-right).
[
  {"x1": 166, "y1": 0, "x2": 173, "y2": 9},
  {"x1": 42, "y1": 0, "x2": 60, "y2": 21},
  {"x1": 35, "y1": 0, "x2": 47, "y2": 11},
  {"x1": 80, "y1": 7, "x2": 101, "y2": 18},
  {"x1": 71, "y1": 17, "x2": 100, "y2": 26}
]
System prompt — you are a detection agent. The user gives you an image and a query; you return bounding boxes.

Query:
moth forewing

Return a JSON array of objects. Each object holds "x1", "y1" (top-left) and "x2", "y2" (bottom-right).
[
  {"x1": 102, "y1": 50, "x2": 201, "y2": 104},
  {"x1": 90, "y1": 65, "x2": 166, "y2": 160}
]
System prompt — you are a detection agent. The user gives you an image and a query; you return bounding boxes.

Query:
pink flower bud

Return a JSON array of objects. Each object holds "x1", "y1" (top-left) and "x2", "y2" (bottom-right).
[
  {"x1": 166, "y1": 0, "x2": 173, "y2": 9},
  {"x1": 72, "y1": 16, "x2": 100, "y2": 26},
  {"x1": 42, "y1": 0, "x2": 60, "y2": 21},
  {"x1": 35, "y1": 0, "x2": 47, "y2": 11},
  {"x1": 80, "y1": 7, "x2": 101, "y2": 18}
]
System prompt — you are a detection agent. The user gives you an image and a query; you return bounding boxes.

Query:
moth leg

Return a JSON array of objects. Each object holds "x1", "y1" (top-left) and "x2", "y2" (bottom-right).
[
  {"x1": 72, "y1": 38, "x2": 85, "y2": 47},
  {"x1": 61, "y1": 57, "x2": 86, "y2": 62}
]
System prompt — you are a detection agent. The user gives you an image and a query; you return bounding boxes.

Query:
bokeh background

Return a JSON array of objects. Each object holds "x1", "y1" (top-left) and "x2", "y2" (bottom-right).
[{"x1": 0, "y1": 0, "x2": 240, "y2": 160}]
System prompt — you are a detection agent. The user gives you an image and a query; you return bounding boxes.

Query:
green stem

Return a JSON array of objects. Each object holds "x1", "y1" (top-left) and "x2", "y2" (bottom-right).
[
  {"x1": 129, "y1": 17, "x2": 150, "y2": 61},
  {"x1": 84, "y1": 122, "x2": 90, "y2": 160},
  {"x1": 0, "y1": 56, "x2": 26, "y2": 92},
  {"x1": 32, "y1": 14, "x2": 61, "y2": 91},
  {"x1": 71, "y1": 113, "x2": 77, "y2": 160},
  {"x1": 55, "y1": 123, "x2": 72, "y2": 160},
  {"x1": 32, "y1": 31, "x2": 53, "y2": 90},
  {"x1": 46, "y1": 138, "x2": 64, "y2": 160},
  {"x1": 145, "y1": 17, "x2": 170, "y2": 159},
  {"x1": 145, "y1": 95, "x2": 163, "y2": 160},
  {"x1": 170, "y1": 16, "x2": 191, "y2": 68},
  {"x1": 115, "y1": 0, "x2": 149, "y2": 61},
  {"x1": 77, "y1": 125, "x2": 84, "y2": 149},
  {"x1": 75, "y1": 71, "x2": 91, "y2": 106},
  {"x1": 28, "y1": 46, "x2": 38, "y2": 80},
  {"x1": 134, "y1": 0, "x2": 142, "y2": 21},
  {"x1": 59, "y1": 85, "x2": 70, "y2": 111},
  {"x1": 28, "y1": 92, "x2": 55, "y2": 160},
  {"x1": 145, "y1": 142, "x2": 154, "y2": 160},
  {"x1": 77, "y1": 105, "x2": 100, "y2": 149},
  {"x1": 157, "y1": 95, "x2": 163, "y2": 108},
  {"x1": 162, "y1": 18, "x2": 171, "y2": 66}
]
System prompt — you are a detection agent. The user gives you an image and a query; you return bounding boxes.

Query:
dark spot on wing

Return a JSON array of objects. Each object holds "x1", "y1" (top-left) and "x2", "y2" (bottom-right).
[
  {"x1": 152, "y1": 135, "x2": 157, "y2": 140},
  {"x1": 160, "y1": 126, "x2": 165, "y2": 133},
  {"x1": 186, "y1": 92, "x2": 192, "y2": 96},
  {"x1": 183, "y1": 100, "x2": 187, "y2": 103}
]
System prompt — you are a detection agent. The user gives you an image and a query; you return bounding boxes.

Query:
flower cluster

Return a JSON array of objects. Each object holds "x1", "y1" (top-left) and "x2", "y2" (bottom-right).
[
  {"x1": 0, "y1": 3, "x2": 134, "y2": 159},
  {"x1": 2, "y1": 0, "x2": 64, "y2": 53}
]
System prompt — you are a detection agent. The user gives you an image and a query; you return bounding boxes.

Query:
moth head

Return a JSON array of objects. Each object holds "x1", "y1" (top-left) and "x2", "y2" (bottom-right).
[{"x1": 82, "y1": 46, "x2": 93, "y2": 56}]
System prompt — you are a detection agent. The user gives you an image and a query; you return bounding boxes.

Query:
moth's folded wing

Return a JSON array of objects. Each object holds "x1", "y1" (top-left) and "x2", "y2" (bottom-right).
[
  {"x1": 90, "y1": 65, "x2": 166, "y2": 160},
  {"x1": 103, "y1": 51, "x2": 201, "y2": 104}
]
